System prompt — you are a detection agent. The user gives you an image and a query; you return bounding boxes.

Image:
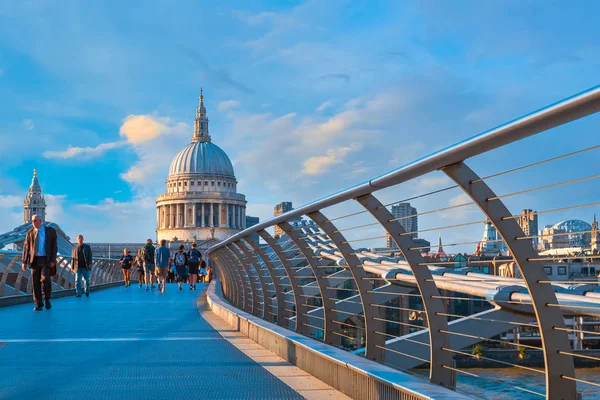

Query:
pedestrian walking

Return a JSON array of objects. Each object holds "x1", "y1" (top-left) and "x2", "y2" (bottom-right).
[
  {"x1": 174, "y1": 244, "x2": 188, "y2": 291},
  {"x1": 135, "y1": 249, "x2": 145, "y2": 287},
  {"x1": 206, "y1": 265, "x2": 213, "y2": 283},
  {"x1": 71, "y1": 234, "x2": 93, "y2": 298},
  {"x1": 167, "y1": 258, "x2": 175, "y2": 283},
  {"x1": 120, "y1": 248, "x2": 134, "y2": 287},
  {"x1": 188, "y1": 243, "x2": 201, "y2": 290},
  {"x1": 21, "y1": 214, "x2": 58, "y2": 311},
  {"x1": 141, "y1": 239, "x2": 156, "y2": 290},
  {"x1": 199, "y1": 258, "x2": 207, "y2": 284},
  {"x1": 154, "y1": 239, "x2": 170, "y2": 293}
]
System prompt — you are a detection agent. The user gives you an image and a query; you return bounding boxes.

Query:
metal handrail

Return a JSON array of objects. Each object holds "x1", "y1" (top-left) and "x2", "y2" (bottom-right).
[
  {"x1": 206, "y1": 85, "x2": 600, "y2": 398},
  {"x1": 208, "y1": 85, "x2": 600, "y2": 254}
]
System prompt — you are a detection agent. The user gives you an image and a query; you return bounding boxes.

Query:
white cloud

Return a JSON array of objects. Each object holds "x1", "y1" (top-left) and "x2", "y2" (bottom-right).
[
  {"x1": 0, "y1": 194, "x2": 25, "y2": 237},
  {"x1": 440, "y1": 193, "x2": 476, "y2": 220},
  {"x1": 119, "y1": 115, "x2": 185, "y2": 144},
  {"x1": 45, "y1": 194, "x2": 67, "y2": 222},
  {"x1": 0, "y1": 194, "x2": 21, "y2": 208},
  {"x1": 302, "y1": 145, "x2": 361, "y2": 175},
  {"x1": 23, "y1": 119, "x2": 35, "y2": 130},
  {"x1": 43, "y1": 141, "x2": 127, "y2": 159},
  {"x1": 316, "y1": 100, "x2": 333, "y2": 112},
  {"x1": 218, "y1": 100, "x2": 240, "y2": 111},
  {"x1": 119, "y1": 114, "x2": 189, "y2": 187}
]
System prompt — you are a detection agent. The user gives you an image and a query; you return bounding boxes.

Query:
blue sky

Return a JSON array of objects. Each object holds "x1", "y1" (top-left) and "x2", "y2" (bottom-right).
[{"x1": 0, "y1": 1, "x2": 598, "y2": 249}]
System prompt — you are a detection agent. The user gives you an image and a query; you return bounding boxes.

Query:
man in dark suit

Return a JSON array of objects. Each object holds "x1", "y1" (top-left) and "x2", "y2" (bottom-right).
[
  {"x1": 22, "y1": 214, "x2": 58, "y2": 311},
  {"x1": 71, "y1": 234, "x2": 93, "y2": 298}
]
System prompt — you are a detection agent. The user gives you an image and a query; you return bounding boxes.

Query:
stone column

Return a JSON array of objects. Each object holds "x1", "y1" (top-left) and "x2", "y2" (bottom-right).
[
  {"x1": 209, "y1": 203, "x2": 214, "y2": 227},
  {"x1": 193, "y1": 204, "x2": 197, "y2": 227},
  {"x1": 226, "y1": 204, "x2": 230, "y2": 228},
  {"x1": 201, "y1": 203, "x2": 205, "y2": 228},
  {"x1": 161, "y1": 206, "x2": 165, "y2": 229},
  {"x1": 242, "y1": 206, "x2": 246, "y2": 229}
]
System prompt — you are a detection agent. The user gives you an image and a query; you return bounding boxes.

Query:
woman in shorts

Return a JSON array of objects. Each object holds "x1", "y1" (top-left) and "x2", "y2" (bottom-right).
[{"x1": 120, "y1": 248, "x2": 134, "y2": 287}]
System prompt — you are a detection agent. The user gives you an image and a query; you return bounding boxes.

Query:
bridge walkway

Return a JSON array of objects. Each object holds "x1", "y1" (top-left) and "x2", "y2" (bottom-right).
[{"x1": 0, "y1": 283, "x2": 336, "y2": 399}]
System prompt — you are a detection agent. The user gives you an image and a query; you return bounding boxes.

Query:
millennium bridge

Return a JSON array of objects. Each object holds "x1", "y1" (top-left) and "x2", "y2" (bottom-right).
[{"x1": 2, "y1": 86, "x2": 600, "y2": 399}]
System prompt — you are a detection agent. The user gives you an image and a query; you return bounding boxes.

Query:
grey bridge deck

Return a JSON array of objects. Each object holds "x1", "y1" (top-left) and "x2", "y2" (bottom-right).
[{"x1": 0, "y1": 284, "x2": 303, "y2": 400}]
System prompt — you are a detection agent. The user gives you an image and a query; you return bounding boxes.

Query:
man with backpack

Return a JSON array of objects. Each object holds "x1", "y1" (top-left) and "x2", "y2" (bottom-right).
[
  {"x1": 141, "y1": 239, "x2": 156, "y2": 291},
  {"x1": 174, "y1": 244, "x2": 188, "y2": 291},
  {"x1": 155, "y1": 239, "x2": 170, "y2": 293},
  {"x1": 188, "y1": 243, "x2": 201, "y2": 290}
]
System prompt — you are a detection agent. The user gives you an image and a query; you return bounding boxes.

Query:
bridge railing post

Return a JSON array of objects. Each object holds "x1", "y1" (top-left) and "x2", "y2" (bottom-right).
[
  {"x1": 226, "y1": 243, "x2": 261, "y2": 317},
  {"x1": 257, "y1": 229, "x2": 308, "y2": 334},
  {"x1": 242, "y1": 236, "x2": 288, "y2": 325},
  {"x1": 236, "y1": 239, "x2": 276, "y2": 322},
  {"x1": 443, "y1": 161, "x2": 576, "y2": 399}
]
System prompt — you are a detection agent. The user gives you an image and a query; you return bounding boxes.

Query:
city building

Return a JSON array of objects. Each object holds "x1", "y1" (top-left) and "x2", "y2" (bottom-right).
[
  {"x1": 245, "y1": 215, "x2": 260, "y2": 243},
  {"x1": 476, "y1": 221, "x2": 508, "y2": 256},
  {"x1": 155, "y1": 89, "x2": 247, "y2": 248},
  {"x1": 274, "y1": 201, "x2": 293, "y2": 239},
  {"x1": 548, "y1": 220, "x2": 592, "y2": 248},
  {"x1": 385, "y1": 202, "x2": 419, "y2": 249},
  {"x1": 391, "y1": 203, "x2": 417, "y2": 238},
  {"x1": 538, "y1": 225, "x2": 570, "y2": 251},
  {"x1": 592, "y1": 215, "x2": 600, "y2": 252},
  {"x1": 517, "y1": 209, "x2": 538, "y2": 248}
]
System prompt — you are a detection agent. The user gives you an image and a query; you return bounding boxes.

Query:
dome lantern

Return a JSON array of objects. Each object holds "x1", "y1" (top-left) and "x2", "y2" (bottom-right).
[{"x1": 192, "y1": 88, "x2": 210, "y2": 143}]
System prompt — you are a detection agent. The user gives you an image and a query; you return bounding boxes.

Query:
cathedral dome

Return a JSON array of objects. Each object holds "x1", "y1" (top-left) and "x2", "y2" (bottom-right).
[{"x1": 168, "y1": 141, "x2": 235, "y2": 178}]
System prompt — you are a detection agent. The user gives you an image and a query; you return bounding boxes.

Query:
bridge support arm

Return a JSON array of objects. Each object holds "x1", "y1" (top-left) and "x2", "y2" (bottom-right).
[
  {"x1": 443, "y1": 161, "x2": 576, "y2": 399},
  {"x1": 357, "y1": 193, "x2": 454, "y2": 388}
]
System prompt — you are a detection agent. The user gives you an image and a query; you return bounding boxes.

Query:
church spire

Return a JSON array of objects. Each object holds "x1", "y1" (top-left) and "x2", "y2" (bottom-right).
[
  {"x1": 192, "y1": 88, "x2": 211, "y2": 143},
  {"x1": 436, "y1": 233, "x2": 445, "y2": 254},
  {"x1": 23, "y1": 169, "x2": 46, "y2": 223}
]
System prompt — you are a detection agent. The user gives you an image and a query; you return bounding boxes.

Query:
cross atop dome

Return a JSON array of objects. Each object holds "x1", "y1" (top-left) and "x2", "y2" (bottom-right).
[{"x1": 192, "y1": 88, "x2": 211, "y2": 143}]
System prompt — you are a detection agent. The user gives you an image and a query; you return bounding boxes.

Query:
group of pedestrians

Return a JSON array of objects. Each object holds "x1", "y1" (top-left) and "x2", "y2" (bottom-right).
[
  {"x1": 121, "y1": 239, "x2": 212, "y2": 293},
  {"x1": 21, "y1": 214, "x2": 213, "y2": 311}
]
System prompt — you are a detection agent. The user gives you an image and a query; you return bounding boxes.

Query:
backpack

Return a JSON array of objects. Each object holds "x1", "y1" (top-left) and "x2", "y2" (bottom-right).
[
  {"x1": 175, "y1": 252, "x2": 186, "y2": 267},
  {"x1": 142, "y1": 244, "x2": 155, "y2": 263},
  {"x1": 189, "y1": 248, "x2": 201, "y2": 262}
]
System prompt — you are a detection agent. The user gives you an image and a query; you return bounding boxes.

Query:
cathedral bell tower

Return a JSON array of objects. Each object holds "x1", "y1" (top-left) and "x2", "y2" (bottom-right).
[{"x1": 23, "y1": 169, "x2": 47, "y2": 223}]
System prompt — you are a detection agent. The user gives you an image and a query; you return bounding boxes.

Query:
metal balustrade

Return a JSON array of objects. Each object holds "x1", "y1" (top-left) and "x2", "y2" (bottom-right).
[
  {"x1": 0, "y1": 250, "x2": 127, "y2": 298},
  {"x1": 207, "y1": 85, "x2": 600, "y2": 399}
]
